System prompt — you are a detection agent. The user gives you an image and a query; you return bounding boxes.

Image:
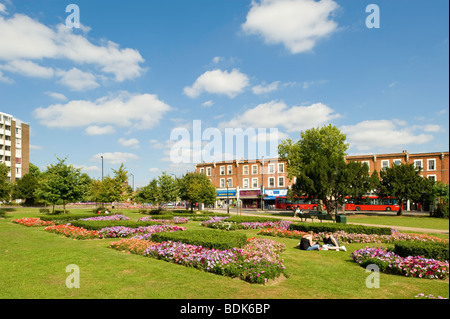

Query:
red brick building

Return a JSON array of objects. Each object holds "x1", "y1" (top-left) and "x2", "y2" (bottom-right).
[{"x1": 194, "y1": 150, "x2": 449, "y2": 209}]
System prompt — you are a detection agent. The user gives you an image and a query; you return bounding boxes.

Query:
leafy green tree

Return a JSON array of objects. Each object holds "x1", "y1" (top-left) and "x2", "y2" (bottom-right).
[
  {"x1": 279, "y1": 124, "x2": 350, "y2": 215},
  {"x1": 378, "y1": 163, "x2": 427, "y2": 215},
  {"x1": 0, "y1": 163, "x2": 11, "y2": 202},
  {"x1": 35, "y1": 157, "x2": 85, "y2": 213},
  {"x1": 178, "y1": 172, "x2": 216, "y2": 212},
  {"x1": 135, "y1": 178, "x2": 160, "y2": 205},
  {"x1": 11, "y1": 173, "x2": 39, "y2": 206},
  {"x1": 158, "y1": 172, "x2": 178, "y2": 205}
]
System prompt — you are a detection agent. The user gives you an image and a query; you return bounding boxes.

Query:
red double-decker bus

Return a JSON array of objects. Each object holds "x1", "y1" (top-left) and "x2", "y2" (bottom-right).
[
  {"x1": 275, "y1": 196, "x2": 320, "y2": 211},
  {"x1": 345, "y1": 196, "x2": 400, "y2": 211}
]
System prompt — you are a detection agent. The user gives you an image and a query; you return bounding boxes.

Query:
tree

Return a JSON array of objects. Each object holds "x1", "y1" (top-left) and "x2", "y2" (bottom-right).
[
  {"x1": 279, "y1": 124, "x2": 350, "y2": 215},
  {"x1": 178, "y1": 172, "x2": 216, "y2": 212},
  {"x1": 135, "y1": 178, "x2": 160, "y2": 205},
  {"x1": 0, "y1": 163, "x2": 11, "y2": 202},
  {"x1": 158, "y1": 172, "x2": 178, "y2": 205},
  {"x1": 11, "y1": 173, "x2": 39, "y2": 206},
  {"x1": 97, "y1": 163, "x2": 133, "y2": 205},
  {"x1": 378, "y1": 163, "x2": 427, "y2": 215},
  {"x1": 35, "y1": 157, "x2": 85, "y2": 213}
]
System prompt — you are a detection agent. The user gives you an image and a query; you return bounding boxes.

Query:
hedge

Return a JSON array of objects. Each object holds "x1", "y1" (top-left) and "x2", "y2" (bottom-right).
[
  {"x1": 70, "y1": 220, "x2": 163, "y2": 230},
  {"x1": 150, "y1": 229, "x2": 248, "y2": 250},
  {"x1": 289, "y1": 222, "x2": 392, "y2": 235},
  {"x1": 394, "y1": 241, "x2": 449, "y2": 261},
  {"x1": 225, "y1": 216, "x2": 281, "y2": 223}
]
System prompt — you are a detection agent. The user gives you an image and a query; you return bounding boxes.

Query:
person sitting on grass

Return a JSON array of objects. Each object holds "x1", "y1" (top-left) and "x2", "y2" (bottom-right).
[
  {"x1": 322, "y1": 232, "x2": 347, "y2": 251},
  {"x1": 299, "y1": 231, "x2": 321, "y2": 251}
]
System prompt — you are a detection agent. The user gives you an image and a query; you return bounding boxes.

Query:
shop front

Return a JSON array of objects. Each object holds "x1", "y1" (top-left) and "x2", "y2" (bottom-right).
[
  {"x1": 216, "y1": 188, "x2": 237, "y2": 208},
  {"x1": 239, "y1": 189, "x2": 261, "y2": 208}
]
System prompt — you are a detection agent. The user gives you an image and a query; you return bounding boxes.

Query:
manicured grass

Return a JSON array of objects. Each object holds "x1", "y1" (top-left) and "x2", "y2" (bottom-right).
[
  {"x1": 0, "y1": 208, "x2": 448, "y2": 299},
  {"x1": 345, "y1": 214, "x2": 449, "y2": 230}
]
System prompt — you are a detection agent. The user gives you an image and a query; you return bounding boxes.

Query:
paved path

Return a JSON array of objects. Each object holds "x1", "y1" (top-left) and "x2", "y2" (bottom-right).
[{"x1": 210, "y1": 208, "x2": 449, "y2": 235}]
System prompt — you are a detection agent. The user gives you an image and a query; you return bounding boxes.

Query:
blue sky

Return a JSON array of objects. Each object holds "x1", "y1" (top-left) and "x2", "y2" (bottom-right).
[{"x1": 0, "y1": 0, "x2": 448, "y2": 188}]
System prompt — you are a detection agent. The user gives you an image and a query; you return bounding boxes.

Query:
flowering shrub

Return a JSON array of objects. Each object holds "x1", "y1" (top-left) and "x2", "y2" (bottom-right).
[
  {"x1": 79, "y1": 214, "x2": 130, "y2": 221},
  {"x1": 351, "y1": 247, "x2": 449, "y2": 280},
  {"x1": 415, "y1": 293, "x2": 448, "y2": 299},
  {"x1": 141, "y1": 237, "x2": 286, "y2": 284},
  {"x1": 45, "y1": 224, "x2": 102, "y2": 239},
  {"x1": 13, "y1": 218, "x2": 55, "y2": 227}
]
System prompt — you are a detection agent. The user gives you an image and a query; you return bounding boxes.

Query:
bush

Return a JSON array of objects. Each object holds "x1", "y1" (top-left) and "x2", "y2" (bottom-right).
[
  {"x1": 226, "y1": 216, "x2": 281, "y2": 223},
  {"x1": 394, "y1": 241, "x2": 449, "y2": 261},
  {"x1": 39, "y1": 208, "x2": 50, "y2": 214},
  {"x1": 289, "y1": 222, "x2": 392, "y2": 235},
  {"x1": 151, "y1": 229, "x2": 247, "y2": 250},
  {"x1": 0, "y1": 209, "x2": 7, "y2": 218},
  {"x1": 40, "y1": 213, "x2": 102, "y2": 222}
]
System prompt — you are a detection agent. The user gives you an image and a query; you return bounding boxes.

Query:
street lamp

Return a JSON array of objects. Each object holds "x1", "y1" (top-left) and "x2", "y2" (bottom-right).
[
  {"x1": 226, "y1": 179, "x2": 230, "y2": 215},
  {"x1": 101, "y1": 155, "x2": 104, "y2": 181},
  {"x1": 261, "y1": 156, "x2": 264, "y2": 211},
  {"x1": 130, "y1": 173, "x2": 134, "y2": 192}
]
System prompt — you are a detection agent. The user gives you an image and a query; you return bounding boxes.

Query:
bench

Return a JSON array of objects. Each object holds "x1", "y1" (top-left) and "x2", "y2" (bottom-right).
[{"x1": 297, "y1": 210, "x2": 335, "y2": 223}]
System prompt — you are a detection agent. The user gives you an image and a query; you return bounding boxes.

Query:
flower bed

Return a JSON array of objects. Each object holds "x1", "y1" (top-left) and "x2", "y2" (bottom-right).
[
  {"x1": 257, "y1": 228, "x2": 308, "y2": 239},
  {"x1": 351, "y1": 247, "x2": 449, "y2": 280},
  {"x1": 98, "y1": 225, "x2": 186, "y2": 238},
  {"x1": 136, "y1": 216, "x2": 189, "y2": 224},
  {"x1": 143, "y1": 237, "x2": 286, "y2": 284},
  {"x1": 201, "y1": 216, "x2": 291, "y2": 231},
  {"x1": 13, "y1": 218, "x2": 55, "y2": 227},
  {"x1": 110, "y1": 238, "x2": 158, "y2": 255},
  {"x1": 109, "y1": 236, "x2": 285, "y2": 284},
  {"x1": 45, "y1": 224, "x2": 101, "y2": 239},
  {"x1": 79, "y1": 214, "x2": 130, "y2": 221}
]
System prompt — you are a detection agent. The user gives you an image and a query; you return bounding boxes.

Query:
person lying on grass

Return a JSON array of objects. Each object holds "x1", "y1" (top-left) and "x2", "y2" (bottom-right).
[{"x1": 322, "y1": 232, "x2": 347, "y2": 251}]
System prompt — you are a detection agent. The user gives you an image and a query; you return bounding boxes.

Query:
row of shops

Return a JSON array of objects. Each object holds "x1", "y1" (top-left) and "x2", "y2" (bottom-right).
[{"x1": 215, "y1": 188, "x2": 287, "y2": 209}]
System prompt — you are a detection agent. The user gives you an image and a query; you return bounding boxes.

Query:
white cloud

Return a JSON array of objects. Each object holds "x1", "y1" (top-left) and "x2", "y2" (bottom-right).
[
  {"x1": 0, "y1": 13, "x2": 144, "y2": 83},
  {"x1": 72, "y1": 164, "x2": 101, "y2": 173},
  {"x1": 0, "y1": 3, "x2": 7, "y2": 15},
  {"x1": 184, "y1": 69, "x2": 249, "y2": 98},
  {"x1": 421, "y1": 124, "x2": 445, "y2": 133},
  {"x1": 252, "y1": 81, "x2": 280, "y2": 95},
  {"x1": 91, "y1": 152, "x2": 139, "y2": 165},
  {"x1": 202, "y1": 100, "x2": 214, "y2": 107},
  {"x1": 0, "y1": 69, "x2": 12, "y2": 83},
  {"x1": 57, "y1": 67, "x2": 99, "y2": 91},
  {"x1": 219, "y1": 100, "x2": 340, "y2": 132},
  {"x1": 118, "y1": 137, "x2": 140, "y2": 149},
  {"x1": 149, "y1": 167, "x2": 159, "y2": 173},
  {"x1": 0, "y1": 60, "x2": 54, "y2": 78},
  {"x1": 341, "y1": 120, "x2": 434, "y2": 152},
  {"x1": 242, "y1": 0, "x2": 340, "y2": 54},
  {"x1": 85, "y1": 125, "x2": 116, "y2": 136},
  {"x1": 45, "y1": 92, "x2": 68, "y2": 101},
  {"x1": 33, "y1": 91, "x2": 172, "y2": 130}
]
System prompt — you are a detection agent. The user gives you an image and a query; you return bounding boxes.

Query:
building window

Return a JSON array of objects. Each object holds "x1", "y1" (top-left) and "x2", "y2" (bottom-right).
[
  {"x1": 227, "y1": 165, "x2": 232, "y2": 175},
  {"x1": 252, "y1": 178, "x2": 258, "y2": 188},
  {"x1": 243, "y1": 178, "x2": 249, "y2": 188},
  {"x1": 414, "y1": 160, "x2": 423, "y2": 170},
  {"x1": 252, "y1": 164, "x2": 258, "y2": 174},
  {"x1": 243, "y1": 165, "x2": 249, "y2": 175},
  {"x1": 200, "y1": 168, "x2": 205, "y2": 174},
  {"x1": 427, "y1": 175, "x2": 436, "y2": 182},
  {"x1": 268, "y1": 177, "x2": 275, "y2": 188},
  {"x1": 220, "y1": 178, "x2": 225, "y2": 188},
  {"x1": 268, "y1": 163, "x2": 275, "y2": 174},
  {"x1": 278, "y1": 163, "x2": 284, "y2": 173},
  {"x1": 220, "y1": 166, "x2": 225, "y2": 175},
  {"x1": 278, "y1": 177, "x2": 285, "y2": 187},
  {"x1": 227, "y1": 178, "x2": 233, "y2": 187},
  {"x1": 361, "y1": 161, "x2": 370, "y2": 170},
  {"x1": 381, "y1": 160, "x2": 389, "y2": 171},
  {"x1": 427, "y1": 159, "x2": 436, "y2": 171},
  {"x1": 206, "y1": 167, "x2": 211, "y2": 176},
  {"x1": 393, "y1": 159, "x2": 402, "y2": 166}
]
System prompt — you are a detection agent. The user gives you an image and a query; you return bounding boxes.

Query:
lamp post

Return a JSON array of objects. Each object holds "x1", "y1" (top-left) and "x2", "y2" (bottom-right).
[
  {"x1": 226, "y1": 179, "x2": 230, "y2": 215},
  {"x1": 130, "y1": 173, "x2": 134, "y2": 192},
  {"x1": 261, "y1": 156, "x2": 264, "y2": 211},
  {"x1": 101, "y1": 155, "x2": 104, "y2": 181}
]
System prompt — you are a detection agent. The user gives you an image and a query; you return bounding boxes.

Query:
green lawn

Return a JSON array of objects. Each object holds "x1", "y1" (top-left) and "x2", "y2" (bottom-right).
[
  {"x1": 0, "y1": 208, "x2": 448, "y2": 299},
  {"x1": 345, "y1": 214, "x2": 449, "y2": 231}
]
